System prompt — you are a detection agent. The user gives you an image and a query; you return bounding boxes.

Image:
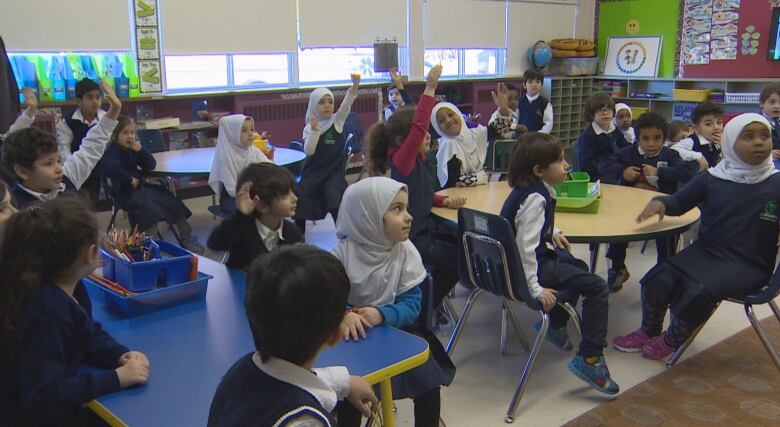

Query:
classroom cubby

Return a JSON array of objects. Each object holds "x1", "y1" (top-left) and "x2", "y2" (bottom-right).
[{"x1": 543, "y1": 76, "x2": 594, "y2": 147}]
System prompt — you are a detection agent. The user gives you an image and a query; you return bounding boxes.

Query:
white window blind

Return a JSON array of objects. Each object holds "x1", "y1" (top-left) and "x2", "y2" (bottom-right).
[
  {"x1": 0, "y1": 0, "x2": 131, "y2": 51},
  {"x1": 161, "y1": 0, "x2": 298, "y2": 54},
  {"x1": 298, "y1": 0, "x2": 407, "y2": 48},
  {"x1": 508, "y1": 1, "x2": 577, "y2": 47},
  {"x1": 425, "y1": 0, "x2": 507, "y2": 49}
]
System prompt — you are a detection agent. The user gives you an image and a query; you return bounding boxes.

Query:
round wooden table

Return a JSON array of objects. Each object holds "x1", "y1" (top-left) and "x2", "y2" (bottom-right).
[
  {"x1": 431, "y1": 182, "x2": 701, "y2": 270},
  {"x1": 148, "y1": 147, "x2": 306, "y2": 177}
]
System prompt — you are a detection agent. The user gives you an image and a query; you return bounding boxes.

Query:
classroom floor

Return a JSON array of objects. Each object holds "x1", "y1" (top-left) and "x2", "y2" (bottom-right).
[{"x1": 98, "y1": 196, "x2": 778, "y2": 427}]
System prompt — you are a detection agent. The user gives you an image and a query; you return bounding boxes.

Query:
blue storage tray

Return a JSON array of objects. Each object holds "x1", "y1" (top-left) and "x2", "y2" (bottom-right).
[
  {"x1": 84, "y1": 272, "x2": 212, "y2": 318},
  {"x1": 100, "y1": 240, "x2": 193, "y2": 292}
]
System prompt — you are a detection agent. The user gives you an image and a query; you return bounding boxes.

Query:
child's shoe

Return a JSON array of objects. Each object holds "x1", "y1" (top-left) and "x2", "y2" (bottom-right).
[
  {"x1": 612, "y1": 328, "x2": 652, "y2": 353},
  {"x1": 607, "y1": 267, "x2": 630, "y2": 293},
  {"x1": 568, "y1": 354, "x2": 620, "y2": 395},
  {"x1": 534, "y1": 321, "x2": 573, "y2": 351},
  {"x1": 641, "y1": 332, "x2": 677, "y2": 360}
]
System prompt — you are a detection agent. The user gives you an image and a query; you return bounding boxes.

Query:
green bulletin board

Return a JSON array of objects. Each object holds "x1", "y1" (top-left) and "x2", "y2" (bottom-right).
[{"x1": 598, "y1": 0, "x2": 680, "y2": 78}]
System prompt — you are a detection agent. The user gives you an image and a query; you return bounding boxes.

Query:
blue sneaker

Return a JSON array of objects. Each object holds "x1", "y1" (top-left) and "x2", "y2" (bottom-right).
[
  {"x1": 534, "y1": 321, "x2": 573, "y2": 351},
  {"x1": 567, "y1": 355, "x2": 620, "y2": 395}
]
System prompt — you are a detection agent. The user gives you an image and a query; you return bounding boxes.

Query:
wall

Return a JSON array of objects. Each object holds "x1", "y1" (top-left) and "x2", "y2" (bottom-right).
[{"x1": 597, "y1": 0, "x2": 681, "y2": 78}]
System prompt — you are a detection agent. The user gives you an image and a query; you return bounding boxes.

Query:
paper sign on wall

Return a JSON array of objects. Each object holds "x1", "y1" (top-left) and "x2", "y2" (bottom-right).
[{"x1": 133, "y1": 0, "x2": 162, "y2": 93}]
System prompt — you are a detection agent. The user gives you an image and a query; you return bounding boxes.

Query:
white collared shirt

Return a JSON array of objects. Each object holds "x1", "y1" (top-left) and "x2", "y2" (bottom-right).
[
  {"x1": 592, "y1": 121, "x2": 615, "y2": 135},
  {"x1": 256, "y1": 219, "x2": 285, "y2": 251},
  {"x1": 672, "y1": 133, "x2": 711, "y2": 161},
  {"x1": 488, "y1": 93, "x2": 554, "y2": 135},
  {"x1": 16, "y1": 182, "x2": 67, "y2": 202},
  {"x1": 56, "y1": 108, "x2": 106, "y2": 162},
  {"x1": 1, "y1": 108, "x2": 36, "y2": 138}
]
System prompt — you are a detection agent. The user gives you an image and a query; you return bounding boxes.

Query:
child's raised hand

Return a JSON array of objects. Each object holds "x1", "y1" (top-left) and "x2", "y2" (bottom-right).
[
  {"x1": 622, "y1": 166, "x2": 641, "y2": 183},
  {"x1": 552, "y1": 232, "x2": 570, "y2": 250},
  {"x1": 235, "y1": 181, "x2": 259, "y2": 215},
  {"x1": 340, "y1": 311, "x2": 372, "y2": 341},
  {"x1": 443, "y1": 195, "x2": 467, "y2": 209},
  {"x1": 642, "y1": 164, "x2": 658, "y2": 177},
  {"x1": 390, "y1": 67, "x2": 405, "y2": 89},
  {"x1": 21, "y1": 87, "x2": 38, "y2": 115},
  {"x1": 130, "y1": 177, "x2": 140, "y2": 189},
  {"x1": 350, "y1": 72, "x2": 361, "y2": 87},
  {"x1": 100, "y1": 78, "x2": 122, "y2": 119},
  {"x1": 537, "y1": 288, "x2": 558, "y2": 312},
  {"x1": 129, "y1": 139, "x2": 143, "y2": 152},
  {"x1": 637, "y1": 199, "x2": 665, "y2": 223},
  {"x1": 347, "y1": 376, "x2": 379, "y2": 417},
  {"x1": 355, "y1": 306, "x2": 384, "y2": 326},
  {"x1": 309, "y1": 116, "x2": 319, "y2": 132},
  {"x1": 118, "y1": 351, "x2": 149, "y2": 368},
  {"x1": 116, "y1": 358, "x2": 149, "y2": 388},
  {"x1": 772, "y1": 149, "x2": 780, "y2": 160},
  {"x1": 491, "y1": 82, "x2": 511, "y2": 116}
]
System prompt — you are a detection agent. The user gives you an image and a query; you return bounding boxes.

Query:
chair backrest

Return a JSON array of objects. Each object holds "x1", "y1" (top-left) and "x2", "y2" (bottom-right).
[
  {"x1": 745, "y1": 262, "x2": 780, "y2": 305},
  {"x1": 137, "y1": 129, "x2": 166, "y2": 153},
  {"x1": 570, "y1": 140, "x2": 581, "y2": 171},
  {"x1": 457, "y1": 208, "x2": 541, "y2": 311},
  {"x1": 343, "y1": 112, "x2": 364, "y2": 154}
]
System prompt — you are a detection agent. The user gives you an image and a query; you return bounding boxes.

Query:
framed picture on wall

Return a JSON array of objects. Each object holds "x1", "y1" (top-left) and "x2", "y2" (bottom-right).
[{"x1": 603, "y1": 36, "x2": 663, "y2": 78}]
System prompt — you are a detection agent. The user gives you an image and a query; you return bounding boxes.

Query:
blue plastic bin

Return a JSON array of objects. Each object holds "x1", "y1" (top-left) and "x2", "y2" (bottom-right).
[
  {"x1": 84, "y1": 272, "x2": 212, "y2": 317},
  {"x1": 100, "y1": 240, "x2": 193, "y2": 292}
]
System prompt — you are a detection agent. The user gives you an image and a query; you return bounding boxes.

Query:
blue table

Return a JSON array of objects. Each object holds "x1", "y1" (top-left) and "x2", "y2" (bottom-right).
[{"x1": 86, "y1": 256, "x2": 428, "y2": 427}]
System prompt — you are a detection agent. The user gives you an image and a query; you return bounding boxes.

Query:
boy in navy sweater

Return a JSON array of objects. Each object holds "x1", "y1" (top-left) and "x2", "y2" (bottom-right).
[
  {"x1": 759, "y1": 83, "x2": 780, "y2": 168},
  {"x1": 208, "y1": 245, "x2": 377, "y2": 426},
  {"x1": 599, "y1": 112, "x2": 697, "y2": 291},
  {"x1": 575, "y1": 93, "x2": 630, "y2": 182},
  {"x1": 490, "y1": 70, "x2": 553, "y2": 135},
  {"x1": 675, "y1": 102, "x2": 723, "y2": 167}
]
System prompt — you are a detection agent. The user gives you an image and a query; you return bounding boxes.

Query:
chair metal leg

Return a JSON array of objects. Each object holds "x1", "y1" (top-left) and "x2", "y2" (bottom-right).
[
  {"x1": 769, "y1": 299, "x2": 780, "y2": 324},
  {"x1": 442, "y1": 296, "x2": 460, "y2": 325},
  {"x1": 446, "y1": 288, "x2": 483, "y2": 356},
  {"x1": 107, "y1": 206, "x2": 118, "y2": 233},
  {"x1": 558, "y1": 302, "x2": 583, "y2": 342},
  {"x1": 745, "y1": 304, "x2": 780, "y2": 373},
  {"x1": 640, "y1": 240, "x2": 649, "y2": 254},
  {"x1": 504, "y1": 300, "x2": 531, "y2": 353},
  {"x1": 504, "y1": 312, "x2": 549, "y2": 424},
  {"x1": 666, "y1": 321, "x2": 706, "y2": 368},
  {"x1": 220, "y1": 251, "x2": 230, "y2": 265},
  {"x1": 589, "y1": 244, "x2": 600, "y2": 273},
  {"x1": 500, "y1": 302, "x2": 509, "y2": 354}
]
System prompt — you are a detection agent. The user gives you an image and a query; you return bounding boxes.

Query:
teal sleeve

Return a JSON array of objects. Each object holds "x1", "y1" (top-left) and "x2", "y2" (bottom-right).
[{"x1": 378, "y1": 286, "x2": 422, "y2": 328}]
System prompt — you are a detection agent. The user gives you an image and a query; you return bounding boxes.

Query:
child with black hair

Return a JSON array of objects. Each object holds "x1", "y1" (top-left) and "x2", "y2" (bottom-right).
[
  {"x1": 667, "y1": 120, "x2": 692, "y2": 144},
  {"x1": 0, "y1": 198, "x2": 149, "y2": 426},
  {"x1": 488, "y1": 82, "x2": 521, "y2": 137},
  {"x1": 101, "y1": 116, "x2": 204, "y2": 253},
  {"x1": 364, "y1": 64, "x2": 465, "y2": 311},
  {"x1": 675, "y1": 101, "x2": 723, "y2": 167},
  {"x1": 208, "y1": 162, "x2": 303, "y2": 271},
  {"x1": 3, "y1": 78, "x2": 121, "y2": 209},
  {"x1": 500, "y1": 132, "x2": 618, "y2": 395},
  {"x1": 759, "y1": 83, "x2": 780, "y2": 168},
  {"x1": 384, "y1": 67, "x2": 413, "y2": 121},
  {"x1": 599, "y1": 112, "x2": 698, "y2": 292},
  {"x1": 208, "y1": 245, "x2": 377, "y2": 426},
  {"x1": 574, "y1": 92, "x2": 630, "y2": 182},
  {"x1": 614, "y1": 113, "x2": 779, "y2": 360},
  {"x1": 332, "y1": 177, "x2": 455, "y2": 427}
]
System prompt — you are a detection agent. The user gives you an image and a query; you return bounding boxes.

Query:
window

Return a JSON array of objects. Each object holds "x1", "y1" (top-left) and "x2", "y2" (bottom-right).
[
  {"x1": 298, "y1": 47, "x2": 378, "y2": 83},
  {"x1": 233, "y1": 54, "x2": 290, "y2": 86},
  {"x1": 464, "y1": 49, "x2": 499, "y2": 75},
  {"x1": 424, "y1": 49, "x2": 504, "y2": 78},
  {"x1": 424, "y1": 49, "x2": 459, "y2": 77},
  {"x1": 164, "y1": 55, "x2": 228, "y2": 90}
]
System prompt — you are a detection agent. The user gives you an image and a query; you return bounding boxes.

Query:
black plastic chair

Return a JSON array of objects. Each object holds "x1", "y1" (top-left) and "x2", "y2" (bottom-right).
[
  {"x1": 666, "y1": 264, "x2": 780, "y2": 372},
  {"x1": 102, "y1": 175, "x2": 182, "y2": 245},
  {"x1": 137, "y1": 129, "x2": 166, "y2": 153},
  {"x1": 446, "y1": 208, "x2": 582, "y2": 424}
]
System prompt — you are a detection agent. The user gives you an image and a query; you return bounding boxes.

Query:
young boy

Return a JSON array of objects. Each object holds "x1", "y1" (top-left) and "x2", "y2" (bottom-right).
[
  {"x1": 599, "y1": 112, "x2": 698, "y2": 291},
  {"x1": 207, "y1": 162, "x2": 303, "y2": 271},
  {"x1": 575, "y1": 92, "x2": 629, "y2": 182},
  {"x1": 208, "y1": 245, "x2": 377, "y2": 426},
  {"x1": 2, "y1": 79, "x2": 120, "y2": 209},
  {"x1": 759, "y1": 83, "x2": 780, "y2": 168},
  {"x1": 489, "y1": 83, "x2": 521, "y2": 138},
  {"x1": 490, "y1": 70, "x2": 554, "y2": 135},
  {"x1": 674, "y1": 102, "x2": 723, "y2": 168},
  {"x1": 500, "y1": 132, "x2": 618, "y2": 395},
  {"x1": 384, "y1": 67, "x2": 413, "y2": 121}
]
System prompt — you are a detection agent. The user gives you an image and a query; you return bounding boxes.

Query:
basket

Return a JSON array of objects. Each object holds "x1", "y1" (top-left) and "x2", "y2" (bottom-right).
[
  {"x1": 555, "y1": 182, "x2": 601, "y2": 214},
  {"x1": 100, "y1": 240, "x2": 193, "y2": 292},
  {"x1": 724, "y1": 93, "x2": 760, "y2": 104},
  {"x1": 673, "y1": 89, "x2": 710, "y2": 102},
  {"x1": 553, "y1": 172, "x2": 590, "y2": 198},
  {"x1": 630, "y1": 107, "x2": 649, "y2": 117}
]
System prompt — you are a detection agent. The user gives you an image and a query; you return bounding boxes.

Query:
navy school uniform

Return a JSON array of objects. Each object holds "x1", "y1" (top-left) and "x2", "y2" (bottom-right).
[
  {"x1": 575, "y1": 124, "x2": 631, "y2": 183},
  {"x1": 642, "y1": 172, "x2": 780, "y2": 326},
  {"x1": 613, "y1": 126, "x2": 635, "y2": 148},
  {"x1": 767, "y1": 116, "x2": 780, "y2": 168},
  {"x1": 295, "y1": 126, "x2": 348, "y2": 221},
  {"x1": 12, "y1": 177, "x2": 79, "y2": 209},
  {"x1": 517, "y1": 94, "x2": 550, "y2": 132},
  {"x1": 0, "y1": 281, "x2": 128, "y2": 426},
  {"x1": 688, "y1": 133, "x2": 722, "y2": 167},
  {"x1": 65, "y1": 117, "x2": 101, "y2": 197},
  {"x1": 206, "y1": 214, "x2": 303, "y2": 271},
  {"x1": 500, "y1": 182, "x2": 609, "y2": 357},
  {"x1": 101, "y1": 143, "x2": 191, "y2": 231},
  {"x1": 599, "y1": 145, "x2": 698, "y2": 267}
]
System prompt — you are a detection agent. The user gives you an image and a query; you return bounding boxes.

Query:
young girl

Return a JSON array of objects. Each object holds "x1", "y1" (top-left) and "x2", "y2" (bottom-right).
[
  {"x1": 0, "y1": 198, "x2": 150, "y2": 426},
  {"x1": 365, "y1": 64, "x2": 465, "y2": 310},
  {"x1": 500, "y1": 132, "x2": 619, "y2": 395},
  {"x1": 612, "y1": 103, "x2": 636, "y2": 145},
  {"x1": 294, "y1": 74, "x2": 361, "y2": 235},
  {"x1": 614, "y1": 113, "x2": 779, "y2": 359},
  {"x1": 332, "y1": 177, "x2": 455, "y2": 427},
  {"x1": 384, "y1": 67, "x2": 413, "y2": 121},
  {"x1": 432, "y1": 83, "x2": 513, "y2": 188},
  {"x1": 208, "y1": 114, "x2": 270, "y2": 215},
  {"x1": 575, "y1": 93, "x2": 630, "y2": 182},
  {"x1": 102, "y1": 116, "x2": 204, "y2": 253}
]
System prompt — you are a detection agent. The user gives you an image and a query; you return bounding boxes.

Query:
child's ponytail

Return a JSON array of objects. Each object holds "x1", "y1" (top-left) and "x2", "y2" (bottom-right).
[{"x1": 364, "y1": 107, "x2": 417, "y2": 177}]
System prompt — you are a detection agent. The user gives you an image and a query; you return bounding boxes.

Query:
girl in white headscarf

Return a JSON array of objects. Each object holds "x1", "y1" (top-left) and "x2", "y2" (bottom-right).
[
  {"x1": 208, "y1": 114, "x2": 269, "y2": 213},
  {"x1": 615, "y1": 113, "x2": 780, "y2": 360},
  {"x1": 612, "y1": 103, "x2": 636, "y2": 145},
  {"x1": 294, "y1": 74, "x2": 361, "y2": 234},
  {"x1": 331, "y1": 177, "x2": 454, "y2": 427}
]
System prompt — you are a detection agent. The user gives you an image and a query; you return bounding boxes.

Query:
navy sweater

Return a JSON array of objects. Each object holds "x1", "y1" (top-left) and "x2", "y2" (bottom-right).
[
  {"x1": 12, "y1": 176, "x2": 79, "y2": 210},
  {"x1": 599, "y1": 145, "x2": 697, "y2": 194},
  {"x1": 0, "y1": 281, "x2": 127, "y2": 426},
  {"x1": 575, "y1": 124, "x2": 631, "y2": 182},
  {"x1": 100, "y1": 144, "x2": 156, "y2": 196},
  {"x1": 517, "y1": 95, "x2": 549, "y2": 132},
  {"x1": 207, "y1": 213, "x2": 303, "y2": 271}
]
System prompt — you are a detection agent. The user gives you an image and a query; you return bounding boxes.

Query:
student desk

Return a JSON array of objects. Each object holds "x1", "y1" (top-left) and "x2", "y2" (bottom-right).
[
  {"x1": 85, "y1": 256, "x2": 429, "y2": 427},
  {"x1": 431, "y1": 182, "x2": 701, "y2": 270},
  {"x1": 148, "y1": 147, "x2": 307, "y2": 177}
]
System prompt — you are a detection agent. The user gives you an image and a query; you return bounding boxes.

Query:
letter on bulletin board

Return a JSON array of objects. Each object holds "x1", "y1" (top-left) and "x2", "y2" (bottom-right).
[{"x1": 603, "y1": 36, "x2": 663, "y2": 78}]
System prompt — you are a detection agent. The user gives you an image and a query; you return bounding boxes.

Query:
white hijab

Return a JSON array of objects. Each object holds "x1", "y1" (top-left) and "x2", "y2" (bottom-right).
[
  {"x1": 302, "y1": 88, "x2": 343, "y2": 141},
  {"x1": 208, "y1": 114, "x2": 269, "y2": 197},
  {"x1": 432, "y1": 102, "x2": 488, "y2": 187},
  {"x1": 709, "y1": 113, "x2": 778, "y2": 184},
  {"x1": 612, "y1": 103, "x2": 636, "y2": 144},
  {"x1": 331, "y1": 177, "x2": 427, "y2": 307}
]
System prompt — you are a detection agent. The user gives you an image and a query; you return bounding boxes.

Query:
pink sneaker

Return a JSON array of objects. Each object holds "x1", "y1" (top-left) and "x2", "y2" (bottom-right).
[
  {"x1": 613, "y1": 328, "x2": 651, "y2": 353},
  {"x1": 641, "y1": 333, "x2": 678, "y2": 360}
]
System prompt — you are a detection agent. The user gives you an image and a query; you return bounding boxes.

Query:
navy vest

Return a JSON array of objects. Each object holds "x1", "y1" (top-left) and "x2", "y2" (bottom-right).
[
  {"x1": 12, "y1": 176, "x2": 78, "y2": 209},
  {"x1": 518, "y1": 96, "x2": 549, "y2": 132},
  {"x1": 499, "y1": 182, "x2": 556, "y2": 260},
  {"x1": 689, "y1": 133, "x2": 721, "y2": 167},
  {"x1": 64, "y1": 117, "x2": 91, "y2": 154},
  {"x1": 207, "y1": 354, "x2": 335, "y2": 427},
  {"x1": 391, "y1": 156, "x2": 436, "y2": 244},
  {"x1": 770, "y1": 119, "x2": 780, "y2": 150}
]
